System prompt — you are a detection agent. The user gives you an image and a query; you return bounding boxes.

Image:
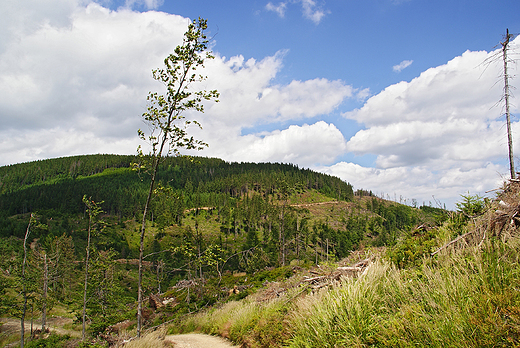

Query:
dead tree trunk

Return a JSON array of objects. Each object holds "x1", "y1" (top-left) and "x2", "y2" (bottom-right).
[
  {"x1": 42, "y1": 253, "x2": 48, "y2": 331},
  {"x1": 502, "y1": 28, "x2": 516, "y2": 179},
  {"x1": 20, "y1": 214, "x2": 33, "y2": 348}
]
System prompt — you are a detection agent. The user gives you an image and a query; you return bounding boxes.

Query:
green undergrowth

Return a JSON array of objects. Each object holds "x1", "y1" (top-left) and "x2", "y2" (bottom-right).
[
  {"x1": 167, "y1": 234, "x2": 520, "y2": 347},
  {"x1": 168, "y1": 282, "x2": 299, "y2": 347},
  {"x1": 289, "y1": 239, "x2": 520, "y2": 347}
]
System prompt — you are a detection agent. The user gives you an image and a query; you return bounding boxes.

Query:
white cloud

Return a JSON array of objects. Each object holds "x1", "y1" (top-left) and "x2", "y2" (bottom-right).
[
  {"x1": 393, "y1": 59, "x2": 413, "y2": 72},
  {"x1": 335, "y1": 40, "x2": 520, "y2": 208},
  {"x1": 0, "y1": 2, "x2": 190, "y2": 131},
  {"x1": 0, "y1": 127, "x2": 139, "y2": 166},
  {"x1": 300, "y1": 0, "x2": 327, "y2": 24},
  {"x1": 344, "y1": 46, "x2": 520, "y2": 169},
  {"x1": 266, "y1": 0, "x2": 328, "y2": 24},
  {"x1": 0, "y1": 1, "x2": 188, "y2": 163},
  {"x1": 194, "y1": 52, "x2": 354, "y2": 127},
  {"x1": 209, "y1": 121, "x2": 347, "y2": 166},
  {"x1": 266, "y1": 2, "x2": 287, "y2": 17},
  {"x1": 355, "y1": 87, "x2": 371, "y2": 101},
  {"x1": 317, "y1": 161, "x2": 505, "y2": 208},
  {"x1": 0, "y1": 0, "x2": 352, "y2": 167}
]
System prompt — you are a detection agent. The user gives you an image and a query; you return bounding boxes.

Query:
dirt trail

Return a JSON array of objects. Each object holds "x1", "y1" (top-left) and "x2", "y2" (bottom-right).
[
  {"x1": 186, "y1": 200, "x2": 342, "y2": 213},
  {"x1": 164, "y1": 333, "x2": 239, "y2": 348},
  {"x1": 1, "y1": 316, "x2": 80, "y2": 338}
]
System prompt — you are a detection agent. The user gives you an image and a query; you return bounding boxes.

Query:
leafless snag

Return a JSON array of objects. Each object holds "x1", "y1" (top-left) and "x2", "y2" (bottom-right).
[
  {"x1": 479, "y1": 29, "x2": 518, "y2": 179},
  {"x1": 501, "y1": 29, "x2": 517, "y2": 179}
]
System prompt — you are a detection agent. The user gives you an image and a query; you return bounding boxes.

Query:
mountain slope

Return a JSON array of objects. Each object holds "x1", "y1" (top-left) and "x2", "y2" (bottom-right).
[{"x1": 0, "y1": 154, "x2": 448, "y2": 346}]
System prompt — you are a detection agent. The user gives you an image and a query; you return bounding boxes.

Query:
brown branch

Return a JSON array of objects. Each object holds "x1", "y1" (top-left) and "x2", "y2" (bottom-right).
[{"x1": 430, "y1": 231, "x2": 474, "y2": 256}]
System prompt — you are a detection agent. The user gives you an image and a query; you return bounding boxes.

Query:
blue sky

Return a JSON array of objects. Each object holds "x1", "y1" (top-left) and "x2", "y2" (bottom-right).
[{"x1": 1, "y1": 0, "x2": 520, "y2": 208}]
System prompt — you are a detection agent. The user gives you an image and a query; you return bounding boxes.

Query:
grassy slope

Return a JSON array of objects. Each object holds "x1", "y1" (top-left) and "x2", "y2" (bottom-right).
[{"x1": 166, "y1": 186, "x2": 520, "y2": 348}]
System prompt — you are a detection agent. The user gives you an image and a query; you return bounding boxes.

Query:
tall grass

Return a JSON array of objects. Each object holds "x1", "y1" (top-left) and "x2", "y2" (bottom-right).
[
  {"x1": 289, "y1": 239, "x2": 520, "y2": 347},
  {"x1": 165, "y1": 238, "x2": 520, "y2": 347},
  {"x1": 169, "y1": 288, "x2": 296, "y2": 347}
]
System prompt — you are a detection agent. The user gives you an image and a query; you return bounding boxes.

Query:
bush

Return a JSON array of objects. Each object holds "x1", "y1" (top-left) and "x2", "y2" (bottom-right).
[
  {"x1": 25, "y1": 333, "x2": 70, "y2": 348},
  {"x1": 386, "y1": 226, "x2": 438, "y2": 268}
]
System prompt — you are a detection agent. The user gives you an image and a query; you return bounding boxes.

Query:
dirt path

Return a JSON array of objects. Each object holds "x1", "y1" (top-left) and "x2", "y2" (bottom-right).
[
  {"x1": 1, "y1": 316, "x2": 80, "y2": 338},
  {"x1": 164, "y1": 333, "x2": 239, "y2": 348},
  {"x1": 186, "y1": 200, "x2": 341, "y2": 213},
  {"x1": 290, "y1": 200, "x2": 341, "y2": 207}
]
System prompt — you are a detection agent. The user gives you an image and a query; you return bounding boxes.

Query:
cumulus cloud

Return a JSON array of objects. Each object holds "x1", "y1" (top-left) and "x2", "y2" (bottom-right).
[
  {"x1": 393, "y1": 59, "x2": 413, "y2": 72},
  {"x1": 333, "y1": 40, "x2": 520, "y2": 207},
  {"x1": 344, "y1": 45, "x2": 520, "y2": 169},
  {"x1": 205, "y1": 121, "x2": 347, "y2": 166},
  {"x1": 0, "y1": 2, "x2": 180, "y2": 162},
  {"x1": 183, "y1": 53, "x2": 353, "y2": 166},
  {"x1": 0, "y1": 0, "x2": 351, "y2": 167},
  {"x1": 318, "y1": 161, "x2": 505, "y2": 208},
  {"x1": 0, "y1": 127, "x2": 138, "y2": 166},
  {"x1": 205, "y1": 57, "x2": 353, "y2": 125},
  {"x1": 266, "y1": 0, "x2": 328, "y2": 24}
]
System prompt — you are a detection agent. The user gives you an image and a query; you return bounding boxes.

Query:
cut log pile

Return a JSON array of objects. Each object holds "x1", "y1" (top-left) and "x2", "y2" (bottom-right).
[
  {"x1": 491, "y1": 199, "x2": 520, "y2": 236},
  {"x1": 174, "y1": 279, "x2": 198, "y2": 290},
  {"x1": 256, "y1": 283, "x2": 287, "y2": 301},
  {"x1": 301, "y1": 258, "x2": 372, "y2": 292},
  {"x1": 431, "y1": 180, "x2": 520, "y2": 256},
  {"x1": 148, "y1": 294, "x2": 178, "y2": 310}
]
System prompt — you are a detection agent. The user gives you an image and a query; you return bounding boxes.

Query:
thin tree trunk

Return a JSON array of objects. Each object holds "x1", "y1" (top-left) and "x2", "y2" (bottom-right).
[
  {"x1": 82, "y1": 215, "x2": 92, "y2": 339},
  {"x1": 42, "y1": 253, "x2": 48, "y2": 331},
  {"x1": 502, "y1": 29, "x2": 515, "y2": 179},
  {"x1": 30, "y1": 304, "x2": 33, "y2": 336},
  {"x1": 137, "y1": 168, "x2": 155, "y2": 337},
  {"x1": 137, "y1": 153, "x2": 162, "y2": 337},
  {"x1": 296, "y1": 217, "x2": 300, "y2": 259},
  {"x1": 21, "y1": 214, "x2": 33, "y2": 348},
  {"x1": 156, "y1": 261, "x2": 163, "y2": 294},
  {"x1": 315, "y1": 240, "x2": 318, "y2": 265},
  {"x1": 326, "y1": 238, "x2": 329, "y2": 263}
]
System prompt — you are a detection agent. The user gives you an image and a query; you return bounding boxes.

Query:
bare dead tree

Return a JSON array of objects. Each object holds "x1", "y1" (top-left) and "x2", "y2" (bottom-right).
[
  {"x1": 20, "y1": 214, "x2": 33, "y2": 348},
  {"x1": 501, "y1": 29, "x2": 516, "y2": 179},
  {"x1": 481, "y1": 29, "x2": 518, "y2": 179}
]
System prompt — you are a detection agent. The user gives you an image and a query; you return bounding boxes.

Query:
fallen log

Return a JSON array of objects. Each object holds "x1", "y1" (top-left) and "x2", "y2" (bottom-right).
[{"x1": 302, "y1": 275, "x2": 328, "y2": 283}]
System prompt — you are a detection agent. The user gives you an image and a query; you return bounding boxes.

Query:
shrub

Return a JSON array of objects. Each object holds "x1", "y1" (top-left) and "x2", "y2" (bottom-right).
[{"x1": 25, "y1": 333, "x2": 70, "y2": 348}]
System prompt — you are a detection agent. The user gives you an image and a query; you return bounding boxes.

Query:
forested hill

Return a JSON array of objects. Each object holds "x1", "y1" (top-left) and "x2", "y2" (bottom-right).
[
  {"x1": 0, "y1": 154, "x2": 354, "y2": 217},
  {"x1": 0, "y1": 154, "x2": 451, "y2": 346}
]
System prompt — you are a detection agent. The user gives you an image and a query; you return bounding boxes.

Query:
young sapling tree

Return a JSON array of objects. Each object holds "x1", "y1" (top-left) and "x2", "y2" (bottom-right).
[
  {"x1": 81, "y1": 195, "x2": 104, "y2": 340},
  {"x1": 134, "y1": 17, "x2": 219, "y2": 336}
]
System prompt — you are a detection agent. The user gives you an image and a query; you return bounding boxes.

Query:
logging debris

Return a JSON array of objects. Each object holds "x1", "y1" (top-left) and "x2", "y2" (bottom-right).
[
  {"x1": 301, "y1": 258, "x2": 372, "y2": 292},
  {"x1": 431, "y1": 180, "x2": 520, "y2": 256}
]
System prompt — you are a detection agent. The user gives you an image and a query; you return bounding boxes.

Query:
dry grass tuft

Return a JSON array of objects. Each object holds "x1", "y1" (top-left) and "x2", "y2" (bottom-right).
[{"x1": 114, "y1": 328, "x2": 168, "y2": 348}]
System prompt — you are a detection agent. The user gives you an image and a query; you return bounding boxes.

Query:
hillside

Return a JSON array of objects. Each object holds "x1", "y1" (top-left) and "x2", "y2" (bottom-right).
[
  {"x1": 155, "y1": 181, "x2": 520, "y2": 348},
  {"x1": 0, "y1": 154, "x2": 447, "y2": 347}
]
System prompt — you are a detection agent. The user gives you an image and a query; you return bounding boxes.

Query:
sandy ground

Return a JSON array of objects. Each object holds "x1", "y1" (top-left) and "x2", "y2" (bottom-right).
[
  {"x1": 2, "y1": 318, "x2": 239, "y2": 348},
  {"x1": 164, "y1": 333, "x2": 239, "y2": 348},
  {"x1": 1, "y1": 316, "x2": 79, "y2": 337}
]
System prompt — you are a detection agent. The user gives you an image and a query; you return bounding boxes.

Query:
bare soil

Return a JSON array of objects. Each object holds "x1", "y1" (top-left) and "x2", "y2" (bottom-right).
[
  {"x1": 1, "y1": 316, "x2": 79, "y2": 337},
  {"x1": 164, "y1": 333, "x2": 239, "y2": 348}
]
